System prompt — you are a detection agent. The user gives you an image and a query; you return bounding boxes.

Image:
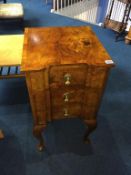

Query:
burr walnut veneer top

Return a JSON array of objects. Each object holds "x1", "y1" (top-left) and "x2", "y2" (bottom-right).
[{"x1": 21, "y1": 26, "x2": 114, "y2": 71}]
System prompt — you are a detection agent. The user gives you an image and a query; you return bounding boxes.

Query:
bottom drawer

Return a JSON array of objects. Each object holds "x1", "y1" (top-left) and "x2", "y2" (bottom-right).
[{"x1": 51, "y1": 104, "x2": 82, "y2": 120}]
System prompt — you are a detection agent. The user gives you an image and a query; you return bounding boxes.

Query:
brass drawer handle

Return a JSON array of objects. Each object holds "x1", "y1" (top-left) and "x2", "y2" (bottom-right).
[
  {"x1": 63, "y1": 92, "x2": 69, "y2": 102},
  {"x1": 64, "y1": 108, "x2": 69, "y2": 117},
  {"x1": 64, "y1": 73, "x2": 71, "y2": 85}
]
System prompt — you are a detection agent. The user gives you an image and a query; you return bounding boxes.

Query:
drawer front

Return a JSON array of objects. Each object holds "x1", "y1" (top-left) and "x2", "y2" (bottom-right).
[
  {"x1": 50, "y1": 88, "x2": 84, "y2": 106},
  {"x1": 49, "y1": 64, "x2": 87, "y2": 87},
  {"x1": 51, "y1": 104, "x2": 82, "y2": 120}
]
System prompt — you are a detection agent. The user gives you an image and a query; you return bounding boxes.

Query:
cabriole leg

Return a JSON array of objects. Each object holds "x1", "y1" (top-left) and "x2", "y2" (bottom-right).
[
  {"x1": 33, "y1": 125, "x2": 45, "y2": 151},
  {"x1": 84, "y1": 120, "x2": 97, "y2": 144}
]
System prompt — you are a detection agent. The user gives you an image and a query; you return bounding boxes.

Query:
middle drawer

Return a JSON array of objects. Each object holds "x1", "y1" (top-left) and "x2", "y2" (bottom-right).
[{"x1": 50, "y1": 88, "x2": 84, "y2": 106}]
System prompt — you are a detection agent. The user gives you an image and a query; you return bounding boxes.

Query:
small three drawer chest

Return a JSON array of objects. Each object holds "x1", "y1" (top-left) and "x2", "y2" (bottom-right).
[{"x1": 21, "y1": 26, "x2": 114, "y2": 151}]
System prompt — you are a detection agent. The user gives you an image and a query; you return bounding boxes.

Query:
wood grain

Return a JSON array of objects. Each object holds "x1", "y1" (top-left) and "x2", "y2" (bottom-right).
[
  {"x1": 22, "y1": 26, "x2": 115, "y2": 151},
  {"x1": 21, "y1": 26, "x2": 114, "y2": 72},
  {"x1": 125, "y1": 26, "x2": 131, "y2": 44}
]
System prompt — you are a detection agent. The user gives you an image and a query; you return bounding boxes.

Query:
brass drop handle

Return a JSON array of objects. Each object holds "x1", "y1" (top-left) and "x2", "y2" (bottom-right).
[
  {"x1": 64, "y1": 108, "x2": 69, "y2": 117},
  {"x1": 64, "y1": 73, "x2": 71, "y2": 85},
  {"x1": 63, "y1": 92, "x2": 69, "y2": 102}
]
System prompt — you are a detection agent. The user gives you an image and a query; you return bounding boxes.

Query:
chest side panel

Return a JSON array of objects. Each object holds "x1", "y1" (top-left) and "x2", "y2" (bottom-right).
[
  {"x1": 25, "y1": 70, "x2": 49, "y2": 125},
  {"x1": 82, "y1": 66, "x2": 110, "y2": 120}
]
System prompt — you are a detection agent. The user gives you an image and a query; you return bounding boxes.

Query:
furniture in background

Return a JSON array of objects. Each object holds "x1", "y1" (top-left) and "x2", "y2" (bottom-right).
[
  {"x1": 0, "y1": 129, "x2": 4, "y2": 140},
  {"x1": 104, "y1": 0, "x2": 131, "y2": 41},
  {"x1": 125, "y1": 26, "x2": 131, "y2": 43},
  {"x1": 21, "y1": 26, "x2": 115, "y2": 151},
  {"x1": 0, "y1": 3, "x2": 24, "y2": 27},
  {"x1": 0, "y1": 35, "x2": 24, "y2": 79},
  {"x1": 0, "y1": 35, "x2": 24, "y2": 141}
]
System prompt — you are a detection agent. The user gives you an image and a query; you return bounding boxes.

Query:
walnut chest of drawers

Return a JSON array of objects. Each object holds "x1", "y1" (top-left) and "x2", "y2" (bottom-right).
[{"x1": 21, "y1": 26, "x2": 114, "y2": 151}]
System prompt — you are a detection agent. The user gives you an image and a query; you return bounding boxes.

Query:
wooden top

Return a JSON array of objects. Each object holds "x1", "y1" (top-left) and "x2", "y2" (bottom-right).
[
  {"x1": 21, "y1": 26, "x2": 114, "y2": 72},
  {"x1": 0, "y1": 34, "x2": 24, "y2": 66}
]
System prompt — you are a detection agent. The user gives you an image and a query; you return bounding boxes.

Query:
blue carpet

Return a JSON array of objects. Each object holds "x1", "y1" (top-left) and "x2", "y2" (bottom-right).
[{"x1": 0, "y1": 0, "x2": 131, "y2": 175}]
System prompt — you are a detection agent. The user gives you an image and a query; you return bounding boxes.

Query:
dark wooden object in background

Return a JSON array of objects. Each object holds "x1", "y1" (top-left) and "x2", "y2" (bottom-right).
[
  {"x1": 0, "y1": 129, "x2": 4, "y2": 140},
  {"x1": 21, "y1": 26, "x2": 115, "y2": 151},
  {"x1": 104, "y1": 0, "x2": 131, "y2": 41},
  {"x1": 125, "y1": 26, "x2": 131, "y2": 44}
]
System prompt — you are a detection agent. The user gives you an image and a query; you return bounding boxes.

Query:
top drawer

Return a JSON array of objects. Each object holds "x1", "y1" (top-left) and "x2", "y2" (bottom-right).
[{"x1": 49, "y1": 64, "x2": 87, "y2": 87}]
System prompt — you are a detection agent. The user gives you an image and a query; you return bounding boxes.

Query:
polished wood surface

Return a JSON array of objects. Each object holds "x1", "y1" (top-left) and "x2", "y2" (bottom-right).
[
  {"x1": 0, "y1": 129, "x2": 4, "y2": 140},
  {"x1": 21, "y1": 26, "x2": 114, "y2": 151},
  {"x1": 125, "y1": 26, "x2": 131, "y2": 44},
  {"x1": 0, "y1": 35, "x2": 24, "y2": 66},
  {"x1": 21, "y1": 26, "x2": 114, "y2": 72}
]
